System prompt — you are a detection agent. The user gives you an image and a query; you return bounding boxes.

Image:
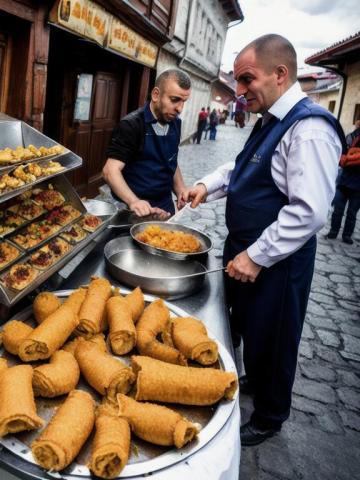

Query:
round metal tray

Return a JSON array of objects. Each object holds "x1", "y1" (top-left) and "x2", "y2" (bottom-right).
[{"x1": 0, "y1": 289, "x2": 238, "y2": 478}]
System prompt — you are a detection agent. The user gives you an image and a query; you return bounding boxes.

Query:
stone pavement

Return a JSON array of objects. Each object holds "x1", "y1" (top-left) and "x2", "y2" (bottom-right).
[{"x1": 177, "y1": 122, "x2": 360, "y2": 480}]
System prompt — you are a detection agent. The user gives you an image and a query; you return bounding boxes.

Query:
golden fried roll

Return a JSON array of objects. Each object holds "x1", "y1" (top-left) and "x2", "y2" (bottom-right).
[
  {"x1": 31, "y1": 390, "x2": 95, "y2": 471},
  {"x1": 75, "y1": 340, "x2": 135, "y2": 402},
  {"x1": 125, "y1": 287, "x2": 144, "y2": 323},
  {"x1": 2, "y1": 320, "x2": 33, "y2": 355},
  {"x1": 76, "y1": 278, "x2": 112, "y2": 338},
  {"x1": 33, "y1": 291, "x2": 61, "y2": 324},
  {"x1": 107, "y1": 296, "x2": 136, "y2": 355},
  {"x1": 0, "y1": 357, "x2": 8, "y2": 378},
  {"x1": 33, "y1": 350, "x2": 80, "y2": 397},
  {"x1": 89, "y1": 405, "x2": 130, "y2": 479},
  {"x1": 171, "y1": 317, "x2": 218, "y2": 365},
  {"x1": 136, "y1": 299, "x2": 187, "y2": 366},
  {"x1": 18, "y1": 304, "x2": 79, "y2": 362},
  {"x1": 117, "y1": 394, "x2": 198, "y2": 448},
  {"x1": 0, "y1": 365, "x2": 44, "y2": 437},
  {"x1": 63, "y1": 333, "x2": 107, "y2": 355},
  {"x1": 132, "y1": 355, "x2": 237, "y2": 406},
  {"x1": 63, "y1": 287, "x2": 87, "y2": 315}
]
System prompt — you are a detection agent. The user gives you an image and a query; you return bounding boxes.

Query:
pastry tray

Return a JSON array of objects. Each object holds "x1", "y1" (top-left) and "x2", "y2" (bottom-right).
[{"x1": 0, "y1": 290, "x2": 238, "y2": 478}]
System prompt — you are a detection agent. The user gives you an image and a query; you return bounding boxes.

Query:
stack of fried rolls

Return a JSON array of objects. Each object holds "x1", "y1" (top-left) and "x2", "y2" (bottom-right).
[
  {"x1": 18, "y1": 303, "x2": 79, "y2": 362},
  {"x1": 0, "y1": 365, "x2": 44, "y2": 437},
  {"x1": 33, "y1": 350, "x2": 80, "y2": 397},
  {"x1": 107, "y1": 296, "x2": 136, "y2": 355},
  {"x1": 123, "y1": 287, "x2": 145, "y2": 323},
  {"x1": 170, "y1": 317, "x2": 218, "y2": 365},
  {"x1": 0, "y1": 357, "x2": 8, "y2": 377},
  {"x1": 136, "y1": 299, "x2": 187, "y2": 366},
  {"x1": 64, "y1": 287, "x2": 87, "y2": 316},
  {"x1": 75, "y1": 340, "x2": 135, "y2": 402},
  {"x1": 2, "y1": 320, "x2": 33, "y2": 355},
  {"x1": 75, "y1": 278, "x2": 112, "y2": 338},
  {"x1": 117, "y1": 394, "x2": 198, "y2": 448},
  {"x1": 89, "y1": 404, "x2": 130, "y2": 479},
  {"x1": 31, "y1": 390, "x2": 95, "y2": 471},
  {"x1": 33, "y1": 292, "x2": 61, "y2": 324},
  {"x1": 132, "y1": 355, "x2": 237, "y2": 406},
  {"x1": 63, "y1": 333, "x2": 107, "y2": 355}
]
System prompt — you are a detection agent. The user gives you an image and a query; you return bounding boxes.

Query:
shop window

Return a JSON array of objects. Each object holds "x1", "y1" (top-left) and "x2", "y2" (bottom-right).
[
  {"x1": 353, "y1": 104, "x2": 360, "y2": 124},
  {"x1": 74, "y1": 73, "x2": 93, "y2": 122},
  {"x1": 328, "y1": 100, "x2": 335, "y2": 113}
]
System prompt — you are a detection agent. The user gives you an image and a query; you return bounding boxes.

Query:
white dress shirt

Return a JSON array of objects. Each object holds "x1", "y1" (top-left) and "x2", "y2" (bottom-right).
[{"x1": 199, "y1": 82, "x2": 342, "y2": 267}]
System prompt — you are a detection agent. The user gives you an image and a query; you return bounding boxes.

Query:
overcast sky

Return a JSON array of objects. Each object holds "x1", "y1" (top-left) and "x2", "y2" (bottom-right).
[{"x1": 221, "y1": 0, "x2": 360, "y2": 74}]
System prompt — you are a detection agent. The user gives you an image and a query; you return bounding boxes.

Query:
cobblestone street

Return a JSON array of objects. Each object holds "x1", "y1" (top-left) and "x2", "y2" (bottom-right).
[{"x1": 178, "y1": 122, "x2": 360, "y2": 480}]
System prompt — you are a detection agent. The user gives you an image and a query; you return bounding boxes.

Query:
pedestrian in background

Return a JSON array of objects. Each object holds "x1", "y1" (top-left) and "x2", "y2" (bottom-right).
[
  {"x1": 326, "y1": 119, "x2": 360, "y2": 244},
  {"x1": 203, "y1": 106, "x2": 211, "y2": 139},
  {"x1": 195, "y1": 107, "x2": 208, "y2": 144},
  {"x1": 234, "y1": 95, "x2": 247, "y2": 128},
  {"x1": 209, "y1": 109, "x2": 219, "y2": 140}
]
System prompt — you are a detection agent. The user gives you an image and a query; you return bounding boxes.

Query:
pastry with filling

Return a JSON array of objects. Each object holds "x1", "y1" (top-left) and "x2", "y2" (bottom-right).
[
  {"x1": 2, "y1": 320, "x2": 34, "y2": 355},
  {"x1": 0, "y1": 210, "x2": 27, "y2": 235},
  {"x1": 0, "y1": 241, "x2": 21, "y2": 270},
  {"x1": 124, "y1": 287, "x2": 145, "y2": 323},
  {"x1": 33, "y1": 188, "x2": 65, "y2": 210},
  {"x1": 30, "y1": 244, "x2": 56, "y2": 270},
  {"x1": 7, "y1": 200, "x2": 45, "y2": 221},
  {"x1": 2, "y1": 263, "x2": 38, "y2": 290},
  {"x1": 80, "y1": 213, "x2": 102, "y2": 232},
  {"x1": 60, "y1": 223, "x2": 87, "y2": 243},
  {"x1": 107, "y1": 296, "x2": 136, "y2": 355},
  {"x1": 46, "y1": 205, "x2": 82, "y2": 227},
  {"x1": 63, "y1": 287, "x2": 86, "y2": 315},
  {"x1": 33, "y1": 291, "x2": 61, "y2": 324},
  {"x1": 0, "y1": 357, "x2": 8, "y2": 378},
  {"x1": 47, "y1": 237, "x2": 71, "y2": 258},
  {"x1": 63, "y1": 333, "x2": 107, "y2": 355}
]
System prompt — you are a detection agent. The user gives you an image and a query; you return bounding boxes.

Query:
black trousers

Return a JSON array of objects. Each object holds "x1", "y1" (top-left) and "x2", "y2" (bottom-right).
[
  {"x1": 330, "y1": 185, "x2": 360, "y2": 238},
  {"x1": 224, "y1": 236, "x2": 316, "y2": 428}
]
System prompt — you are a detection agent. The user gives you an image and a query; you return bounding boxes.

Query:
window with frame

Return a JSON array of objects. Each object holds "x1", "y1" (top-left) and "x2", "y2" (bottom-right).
[{"x1": 328, "y1": 100, "x2": 335, "y2": 113}]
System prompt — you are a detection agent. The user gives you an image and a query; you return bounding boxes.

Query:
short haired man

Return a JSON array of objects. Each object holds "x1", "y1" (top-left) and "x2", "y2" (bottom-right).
[
  {"x1": 184, "y1": 34, "x2": 346, "y2": 445},
  {"x1": 103, "y1": 69, "x2": 191, "y2": 218}
]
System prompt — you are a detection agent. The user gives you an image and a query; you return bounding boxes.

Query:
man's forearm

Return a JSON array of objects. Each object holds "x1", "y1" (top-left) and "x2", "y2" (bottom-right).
[
  {"x1": 172, "y1": 166, "x2": 186, "y2": 195},
  {"x1": 103, "y1": 159, "x2": 139, "y2": 206}
]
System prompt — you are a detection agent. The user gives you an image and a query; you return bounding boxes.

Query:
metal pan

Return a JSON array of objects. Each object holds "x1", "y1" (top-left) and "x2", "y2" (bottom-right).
[{"x1": 130, "y1": 221, "x2": 213, "y2": 261}]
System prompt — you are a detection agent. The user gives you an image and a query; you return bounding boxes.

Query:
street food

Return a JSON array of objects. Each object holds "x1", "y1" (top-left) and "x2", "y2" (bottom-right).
[
  {"x1": 33, "y1": 291, "x2": 61, "y2": 324},
  {"x1": 45, "y1": 204, "x2": 82, "y2": 226},
  {"x1": 47, "y1": 237, "x2": 71, "y2": 258},
  {"x1": 132, "y1": 355, "x2": 238, "y2": 406},
  {"x1": 0, "y1": 357, "x2": 7, "y2": 378},
  {"x1": 63, "y1": 287, "x2": 86, "y2": 315},
  {"x1": 60, "y1": 223, "x2": 87, "y2": 243},
  {"x1": 33, "y1": 350, "x2": 80, "y2": 397},
  {"x1": 11, "y1": 220, "x2": 62, "y2": 249},
  {"x1": 0, "y1": 365, "x2": 44, "y2": 437},
  {"x1": 136, "y1": 299, "x2": 187, "y2": 365},
  {"x1": 40, "y1": 160, "x2": 64, "y2": 176},
  {"x1": 80, "y1": 213, "x2": 102, "y2": 232},
  {"x1": 63, "y1": 333, "x2": 107, "y2": 355},
  {"x1": 124, "y1": 286, "x2": 145, "y2": 323},
  {"x1": 136, "y1": 225, "x2": 201, "y2": 253},
  {"x1": 33, "y1": 187, "x2": 66, "y2": 210},
  {"x1": 31, "y1": 389, "x2": 95, "y2": 471},
  {"x1": 18, "y1": 303, "x2": 79, "y2": 361},
  {"x1": 2, "y1": 263, "x2": 39, "y2": 290},
  {"x1": 74, "y1": 339, "x2": 135, "y2": 402},
  {"x1": 107, "y1": 296, "x2": 136, "y2": 355},
  {"x1": 89, "y1": 405, "x2": 130, "y2": 479},
  {"x1": 1, "y1": 320, "x2": 33, "y2": 355},
  {"x1": 0, "y1": 210, "x2": 27, "y2": 235},
  {"x1": 0, "y1": 144, "x2": 63, "y2": 165},
  {"x1": 170, "y1": 317, "x2": 218, "y2": 365},
  {"x1": 30, "y1": 244, "x2": 57, "y2": 270},
  {"x1": 0, "y1": 241, "x2": 21, "y2": 270},
  {"x1": 117, "y1": 394, "x2": 198, "y2": 448},
  {"x1": 76, "y1": 277, "x2": 112, "y2": 338},
  {"x1": 7, "y1": 200, "x2": 45, "y2": 221}
]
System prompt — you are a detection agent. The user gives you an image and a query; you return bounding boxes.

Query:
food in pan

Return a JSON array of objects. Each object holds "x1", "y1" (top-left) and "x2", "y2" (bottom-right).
[
  {"x1": 80, "y1": 213, "x2": 102, "y2": 232},
  {"x1": 136, "y1": 299, "x2": 187, "y2": 365},
  {"x1": 170, "y1": 317, "x2": 218, "y2": 365},
  {"x1": 63, "y1": 333, "x2": 107, "y2": 355},
  {"x1": 63, "y1": 287, "x2": 87, "y2": 315},
  {"x1": 40, "y1": 160, "x2": 65, "y2": 176},
  {"x1": 33, "y1": 187, "x2": 66, "y2": 210},
  {"x1": 123, "y1": 286, "x2": 145, "y2": 323},
  {"x1": 2, "y1": 263, "x2": 39, "y2": 290},
  {"x1": 136, "y1": 225, "x2": 201, "y2": 253},
  {"x1": 47, "y1": 237, "x2": 71, "y2": 258},
  {"x1": 18, "y1": 303, "x2": 79, "y2": 362},
  {"x1": 0, "y1": 365, "x2": 44, "y2": 437},
  {"x1": 45, "y1": 204, "x2": 82, "y2": 226},
  {"x1": 89, "y1": 404, "x2": 130, "y2": 479},
  {"x1": 132, "y1": 355, "x2": 238, "y2": 406},
  {"x1": 13, "y1": 164, "x2": 40, "y2": 183},
  {"x1": 117, "y1": 394, "x2": 198, "y2": 448},
  {"x1": 1, "y1": 320, "x2": 34, "y2": 355},
  {"x1": 33, "y1": 291, "x2": 61, "y2": 324},
  {"x1": 7, "y1": 200, "x2": 45, "y2": 221},
  {"x1": 0, "y1": 144, "x2": 64, "y2": 165},
  {"x1": 31, "y1": 389, "x2": 95, "y2": 471},
  {"x1": 0, "y1": 210, "x2": 27, "y2": 235},
  {"x1": 11, "y1": 220, "x2": 62, "y2": 249},
  {"x1": 0, "y1": 241, "x2": 21, "y2": 270},
  {"x1": 107, "y1": 295, "x2": 136, "y2": 355},
  {"x1": 30, "y1": 244, "x2": 57, "y2": 270},
  {"x1": 0, "y1": 173, "x2": 25, "y2": 193},
  {"x1": 60, "y1": 223, "x2": 87, "y2": 243},
  {"x1": 32, "y1": 349, "x2": 80, "y2": 397}
]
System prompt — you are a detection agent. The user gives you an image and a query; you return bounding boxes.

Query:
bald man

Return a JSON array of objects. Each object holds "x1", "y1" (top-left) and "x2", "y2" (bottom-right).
[{"x1": 183, "y1": 34, "x2": 346, "y2": 445}]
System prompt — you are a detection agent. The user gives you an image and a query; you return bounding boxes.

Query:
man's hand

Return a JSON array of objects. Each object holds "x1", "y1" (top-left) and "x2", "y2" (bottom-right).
[
  {"x1": 226, "y1": 250, "x2": 262, "y2": 283},
  {"x1": 129, "y1": 200, "x2": 170, "y2": 219},
  {"x1": 182, "y1": 183, "x2": 208, "y2": 208},
  {"x1": 176, "y1": 192, "x2": 187, "y2": 210}
]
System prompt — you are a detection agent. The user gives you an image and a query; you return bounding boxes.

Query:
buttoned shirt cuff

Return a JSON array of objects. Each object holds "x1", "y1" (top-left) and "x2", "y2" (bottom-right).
[
  {"x1": 194, "y1": 178, "x2": 227, "y2": 202},
  {"x1": 247, "y1": 241, "x2": 277, "y2": 268}
]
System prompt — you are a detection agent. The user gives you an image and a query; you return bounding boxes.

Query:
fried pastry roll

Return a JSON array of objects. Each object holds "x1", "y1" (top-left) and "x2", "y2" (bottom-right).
[
  {"x1": 89, "y1": 404, "x2": 130, "y2": 479},
  {"x1": 0, "y1": 357, "x2": 8, "y2": 378},
  {"x1": 63, "y1": 287, "x2": 87, "y2": 315},
  {"x1": 132, "y1": 355, "x2": 237, "y2": 406},
  {"x1": 107, "y1": 296, "x2": 136, "y2": 355},
  {"x1": 75, "y1": 340, "x2": 135, "y2": 402},
  {"x1": 136, "y1": 299, "x2": 186, "y2": 365},
  {"x1": 2, "y1": 320, "x2": 33, "y2": 355},
  {"x1": 33, "y1": 350, "x2": 80, "y2": 397},
  {"x1": 171, "y1": 317, "x2": 218, "y2": 365},
  {"x1": 117, "y1": 394, "x2": 198, "y2": 448},
  {"x1": 76, "y1": 278, "x2": 112, "y2": 338},
  {"x1": 0, "y1": 365, "x2": 44, "y2": 437},
  {"x1": 31, "y1": 390, "x2": 95, "y2": 471},
  {"x1": 18, "y1": 304, "x2": 79, "y2": 362},
  {"x1": 124, "y1": 287, "x2": 144, "y2": 323},
  {"x1": 63, "y1": 333, "x2": 107, "y2": 355},
  {"x1": 33, "y1": 291, "x2": 61, "y2": 324}
]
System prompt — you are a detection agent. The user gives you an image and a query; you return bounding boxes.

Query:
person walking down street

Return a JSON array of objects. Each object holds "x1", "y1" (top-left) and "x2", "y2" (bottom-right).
[
  {"x1": 326, "y1": 119, "x2": 360, "y2": 244},
  {"x1": 209, "y1": 109, "x2": 219, "y2": 140},
  {"x1": 183, "y1": 34, "x2": 346, "y2": 446},
  {"x1": 234, "y1": 95, "x2": 247, "y2": 128},
  {"x1": 204, "y1": 107, "x2": 211, "y2": 140},
  {"x1": 195, "y1": 107, "x2": 208, "y2": 144},
  {"x1": 103, "y1": 69, "x2": 191, "y2": 218}
]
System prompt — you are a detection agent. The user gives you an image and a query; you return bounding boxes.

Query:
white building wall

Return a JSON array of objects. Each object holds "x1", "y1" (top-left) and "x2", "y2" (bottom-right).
[{"x1": 340, "y1": 60, "x2": 360, "y2": 134}]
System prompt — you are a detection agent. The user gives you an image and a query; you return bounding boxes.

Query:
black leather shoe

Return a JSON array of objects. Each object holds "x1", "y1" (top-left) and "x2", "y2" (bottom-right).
[
  {"x1": 342, "y1": 236, "x2": 354, "y2": 245},
  {"x1": 326, "y1": 231, "x2": 337, "y2": 239},
  {"x1": 240, "y1": 420, "x2": 281, "y2": 446},
  {"x1": 239, "y1": 375, "x2": 254, "y2": 395}
]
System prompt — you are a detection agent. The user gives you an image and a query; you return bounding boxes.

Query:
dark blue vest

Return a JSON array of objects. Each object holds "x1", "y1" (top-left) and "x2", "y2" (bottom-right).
[
  {"x1": 122, "y1": 103, "x2": 180, "y2": 214},
  {"x1": 225, "y1": 97, "x2": 346, "y2": 252}
]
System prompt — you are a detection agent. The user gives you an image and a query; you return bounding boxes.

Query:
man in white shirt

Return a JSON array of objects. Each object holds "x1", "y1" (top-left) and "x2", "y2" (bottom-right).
[{"x1": 183, "y1": 34, "x2": 345, "y2": 446}]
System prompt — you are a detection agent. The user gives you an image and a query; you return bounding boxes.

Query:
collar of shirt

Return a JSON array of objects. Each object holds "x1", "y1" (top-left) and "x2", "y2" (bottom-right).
[
  {"x1": 144, "y1": 102, "x2": 158, "y2": 124},
  {"x1": 267, "y1": 82, "x2": 307, "y2": 121}
]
